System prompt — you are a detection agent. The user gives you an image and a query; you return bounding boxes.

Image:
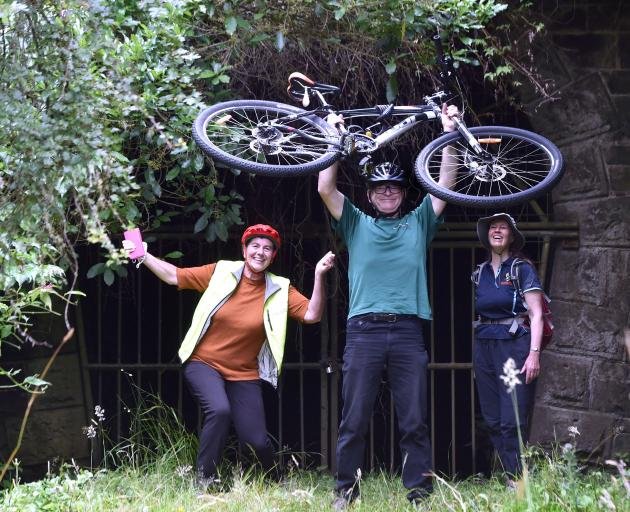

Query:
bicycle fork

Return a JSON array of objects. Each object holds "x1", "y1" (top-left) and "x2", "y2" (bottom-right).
[{"x1": 453, "y1": 117, "x2": 494, "y2": 161}]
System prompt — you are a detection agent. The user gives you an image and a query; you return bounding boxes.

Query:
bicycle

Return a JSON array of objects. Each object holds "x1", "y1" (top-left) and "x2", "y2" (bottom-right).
[{"x1": 192, "y1": 42, "x2": 563, "y2": 208}]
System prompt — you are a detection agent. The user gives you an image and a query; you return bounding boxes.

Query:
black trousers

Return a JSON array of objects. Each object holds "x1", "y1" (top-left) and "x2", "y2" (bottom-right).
[
  {"x1": 473, "y1": 335, "x2": 535, "y2": 476},
  {"x1": 336, "y1": 315, "x2": 432, "y2": 496},
  {"x1": 183, "y1": 361, "x2": 274, "y2": 478}
]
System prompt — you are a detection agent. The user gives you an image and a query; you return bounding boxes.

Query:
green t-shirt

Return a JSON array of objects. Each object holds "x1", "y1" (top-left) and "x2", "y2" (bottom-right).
[{"x1": 333, "y1": 195, "x2": 442, "y2": 320}]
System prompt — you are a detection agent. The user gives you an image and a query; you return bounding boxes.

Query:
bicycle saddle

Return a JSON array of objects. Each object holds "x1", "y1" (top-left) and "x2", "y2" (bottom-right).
[{"x1": 287, "y1": 72, "x2": 340, "y2": 104}]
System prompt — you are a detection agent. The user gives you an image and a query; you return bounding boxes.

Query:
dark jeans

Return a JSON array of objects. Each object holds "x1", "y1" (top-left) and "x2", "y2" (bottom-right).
[
  {"x1": 335, "y1": 315, "x2": 431, "y2": 496},
  {"x1": 473, "y1": 335, "x2": 535, "y2": 476},
  {"x1": 183, "y1": 361, "x2": 274, "y2": 478}
]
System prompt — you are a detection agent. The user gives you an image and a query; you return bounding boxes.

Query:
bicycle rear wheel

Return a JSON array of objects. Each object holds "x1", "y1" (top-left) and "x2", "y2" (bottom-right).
[
  {"x1": 414, "y1": 126, "x2": 564, "y2": 208},
  {"x1": 193, "y1": 100, "x2": 341, "y2": 177}
]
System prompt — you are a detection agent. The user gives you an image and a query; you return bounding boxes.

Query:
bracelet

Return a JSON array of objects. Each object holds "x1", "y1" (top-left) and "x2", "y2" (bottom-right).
[{"x1": 530, "y1": 347, "x2": 540, "y2": 352}]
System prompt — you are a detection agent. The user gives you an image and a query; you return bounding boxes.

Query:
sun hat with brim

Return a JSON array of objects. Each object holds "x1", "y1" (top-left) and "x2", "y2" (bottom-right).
[{"x1": 476, "y1": 213, "x2": 525, "y2": 251}]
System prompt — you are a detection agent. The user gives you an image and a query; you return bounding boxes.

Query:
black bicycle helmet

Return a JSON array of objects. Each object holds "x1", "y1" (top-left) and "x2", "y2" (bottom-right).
[{"x1": 363, "y1": 162, "x2": 407, "y2": 185}]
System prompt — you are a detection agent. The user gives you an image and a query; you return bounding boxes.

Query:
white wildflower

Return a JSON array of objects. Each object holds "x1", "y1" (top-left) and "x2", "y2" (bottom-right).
[
  {"x1": 83, "y1": 425, "x2": 97, "y2": 439},
  {"x1": 94, "y1": 405, "x2": 106, "y2": 422},
  {"x1": 561, "y1": 443, "x2": 574, "y2": 455},
  {"x1": 175, "y1": 465, "x2": 193, "y2": 477},
  {"x1": 568, "y1": 425, "x2": 580, "y2": 438},
  {"x1": 499, "y1": 358, "x2": 521, "y2": 393}
]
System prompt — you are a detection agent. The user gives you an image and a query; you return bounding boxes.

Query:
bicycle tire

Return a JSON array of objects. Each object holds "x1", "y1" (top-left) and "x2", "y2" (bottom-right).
[
  {"x1": 192, "y1": 100, "x2": 341, "y2": 177},
  {"x1": 414, "y1": 126, "x2": 564, "y2": 208}
]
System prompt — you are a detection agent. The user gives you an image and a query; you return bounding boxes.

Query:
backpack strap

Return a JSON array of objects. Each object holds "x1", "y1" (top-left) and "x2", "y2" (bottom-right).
[
  {"x1": 471, "y1": 261, "x2": 488, "y2": 287},
  {"x1": 510, "y1": 258, "x2": 525, "y2": 299}
]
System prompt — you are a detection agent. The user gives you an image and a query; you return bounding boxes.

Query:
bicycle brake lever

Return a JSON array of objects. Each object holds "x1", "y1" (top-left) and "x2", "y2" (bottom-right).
[{"x1": 302, "y1": 89, "x2": 310, "y2": 108}]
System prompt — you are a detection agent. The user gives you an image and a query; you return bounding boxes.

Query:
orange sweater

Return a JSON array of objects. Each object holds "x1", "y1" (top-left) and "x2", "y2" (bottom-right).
[{"x1": 177, "y1": 263, "x2": 309, "y2": 380}]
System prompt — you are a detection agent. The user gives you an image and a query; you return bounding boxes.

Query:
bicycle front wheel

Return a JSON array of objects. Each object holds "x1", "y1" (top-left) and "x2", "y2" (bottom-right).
[
  {"x1": 193, "y1": 100, "x2": 341, "y2": 177},
  {"x1": 414, "y1": 126, "x2": 564, "y2": 208}
]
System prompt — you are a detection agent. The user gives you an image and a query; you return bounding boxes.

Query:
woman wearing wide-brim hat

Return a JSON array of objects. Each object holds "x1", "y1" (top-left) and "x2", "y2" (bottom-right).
[{"x1": 472, "y1": 213, "x2": 544, "y2": 484}]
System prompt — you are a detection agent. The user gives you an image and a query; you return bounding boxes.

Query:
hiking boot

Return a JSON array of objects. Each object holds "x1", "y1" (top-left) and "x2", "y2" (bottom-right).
[
  {"x1": 406, "y1": 487, "x2": 432, "y2": 508},
  {"x1": 194, "y1": 473, "x2": 220, "y2": 494},
  {"x1": 331, "y1": 489, "x2": 358, "y2": 511},
  {"x1": 331, "y1": 495, "x2": 350, "y2": 511},
  {"x1": 506, "y1": 478, "x2": 518, "y2": 492}
]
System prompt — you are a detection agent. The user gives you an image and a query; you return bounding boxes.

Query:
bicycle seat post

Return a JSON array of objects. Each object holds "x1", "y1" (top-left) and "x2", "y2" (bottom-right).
[{"x1": 314, "y1": 89, "x2": 330, "y2": 108}]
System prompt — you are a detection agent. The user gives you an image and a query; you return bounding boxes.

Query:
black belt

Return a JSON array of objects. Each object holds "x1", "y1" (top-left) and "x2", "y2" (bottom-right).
[
  {"x1": 353, "y1": 313, "x2": 418, "y2": 323},
  {"x1": 478, "y1": 316, "x2": 526, "y2": 325}
]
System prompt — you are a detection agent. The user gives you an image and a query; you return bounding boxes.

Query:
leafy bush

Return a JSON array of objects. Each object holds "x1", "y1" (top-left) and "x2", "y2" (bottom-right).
[{"x1": 0, "y1": 0, "x2": 241, "y2": 368}]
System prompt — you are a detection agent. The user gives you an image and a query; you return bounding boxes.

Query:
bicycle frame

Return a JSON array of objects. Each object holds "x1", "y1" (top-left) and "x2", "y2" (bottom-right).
[
  {"x1": 339, "y1": 106, "x2": 438, "y2": 150},
  {"x1": 272, "y1": 90, "x2": 492, "y2": 162}
]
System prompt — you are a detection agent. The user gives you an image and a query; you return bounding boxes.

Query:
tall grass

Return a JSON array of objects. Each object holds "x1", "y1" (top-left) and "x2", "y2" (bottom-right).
[{"x1": 1, "y1": 392, "x2": 628, "y2": 511}]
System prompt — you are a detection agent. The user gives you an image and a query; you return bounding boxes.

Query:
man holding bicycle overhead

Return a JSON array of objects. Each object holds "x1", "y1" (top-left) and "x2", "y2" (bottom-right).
[{"x1": 320, "y1": 103, "x2": 459, "y2": 509}]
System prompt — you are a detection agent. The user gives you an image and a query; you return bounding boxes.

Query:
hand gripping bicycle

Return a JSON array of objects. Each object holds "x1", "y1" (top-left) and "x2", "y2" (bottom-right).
[{"x1": 192, "y1": 62, "x2": 563, "y2": 208}]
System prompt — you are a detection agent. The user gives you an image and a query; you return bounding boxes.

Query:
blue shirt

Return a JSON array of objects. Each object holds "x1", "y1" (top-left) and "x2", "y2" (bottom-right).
[
  {"x1": 333, "y1": 195, "x2": 442, "y2": 320},
  {"x1": 475, "y1": 257, "x2": 542, "y2": 339}
]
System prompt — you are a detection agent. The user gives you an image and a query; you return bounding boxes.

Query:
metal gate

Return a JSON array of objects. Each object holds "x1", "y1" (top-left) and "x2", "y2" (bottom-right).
[{"x1": 77, "y1": 218, "x2": 577, "y2": 476}]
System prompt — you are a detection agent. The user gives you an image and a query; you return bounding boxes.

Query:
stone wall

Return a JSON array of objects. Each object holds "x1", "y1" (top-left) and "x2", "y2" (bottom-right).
[
  {"x1": 0, "y1": 311, "x2": 92, "y2": 480},
  {"x1": 526, "y1": 0, "x2": 630, "y2": 458}
]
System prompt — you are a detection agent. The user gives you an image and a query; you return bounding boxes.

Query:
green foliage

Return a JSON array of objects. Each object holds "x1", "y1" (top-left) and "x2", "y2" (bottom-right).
[
  {"x1": 4, "y1": 398, "x2": 629, "y2": 510},
  {"x1": 200, "y1": 0, "x2": 539, "y2": 100},
  {"x1": 1, "y1": 452, "x2": 628, "y2": 511},
  {"x1": 0, "y1": 467, "x2": 98, "y2": 512},
  {"x1": 118, "y1": 389, "x2": 197, "y2": 471},
  {"x1": 0, "y1": 0, "x2": 243, "y2": 359}
]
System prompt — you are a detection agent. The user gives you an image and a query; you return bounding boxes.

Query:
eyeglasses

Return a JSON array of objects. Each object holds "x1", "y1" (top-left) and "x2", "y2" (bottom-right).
[{"x1": 371, "y1": 184, "x2": 403, "y2": 195}]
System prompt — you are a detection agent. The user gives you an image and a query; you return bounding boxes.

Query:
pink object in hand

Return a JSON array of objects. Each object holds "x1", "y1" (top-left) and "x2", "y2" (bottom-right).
[{"x1": 124, "y1": 228, "x2": 145, "y2": 259}]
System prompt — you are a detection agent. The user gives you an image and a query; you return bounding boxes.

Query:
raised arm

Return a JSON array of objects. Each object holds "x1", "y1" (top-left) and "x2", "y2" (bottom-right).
[
  {"x1": 430, "y1": 103, "x2": 459, "y2": 217},
  {"x1": 123, "y1": 240, "x2": 178, "y2": 286},
  {"x1": 317, "y1": 113, "x2": 346, "y2": 220},
  {"x1": 302, "y1": 251, "x2": 336, "y2": 324}
]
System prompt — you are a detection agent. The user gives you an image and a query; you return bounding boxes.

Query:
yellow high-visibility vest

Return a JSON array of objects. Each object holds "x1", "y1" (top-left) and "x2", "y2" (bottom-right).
[{"x1": 177, "y1": 260, "x2": 289, "y2": 387}]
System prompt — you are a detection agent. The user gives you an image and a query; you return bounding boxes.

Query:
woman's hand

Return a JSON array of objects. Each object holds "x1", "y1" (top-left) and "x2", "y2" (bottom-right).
[
  {"x1": 303, "y1": 251, "x2": 336, "y2": 323},
  {"x1": 315, "y1": 251, "x2": 336, "y2": 276},
  {"x1": 122, "y1": 239, "x2": 148, "y2": 255},
  {"x1": 520, "y1": 352, "x2": 540, "y2": 384}
]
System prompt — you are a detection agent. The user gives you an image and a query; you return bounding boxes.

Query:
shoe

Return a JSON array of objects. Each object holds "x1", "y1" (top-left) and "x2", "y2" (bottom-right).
[
  {"x1": 331, "y1": 489, "x2": 358, "y2": 511},
  {"x1": 407, "y1": 487, "x2": 431, "y2": 507},
  {"x1": 331, "y1": 496, "x2": 350, "y2": 511},
  {"x1": 506, "y1": 478, "x2": 518, "y2": 491},
  {"x1": 194, "y1": 473, "x2": 220, "y2": 494}
]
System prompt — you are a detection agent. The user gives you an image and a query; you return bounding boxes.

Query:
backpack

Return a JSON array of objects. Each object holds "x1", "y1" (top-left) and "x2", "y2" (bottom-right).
[{"x1": 471, "y1": 259, "x2": 554, "y2": 350}]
